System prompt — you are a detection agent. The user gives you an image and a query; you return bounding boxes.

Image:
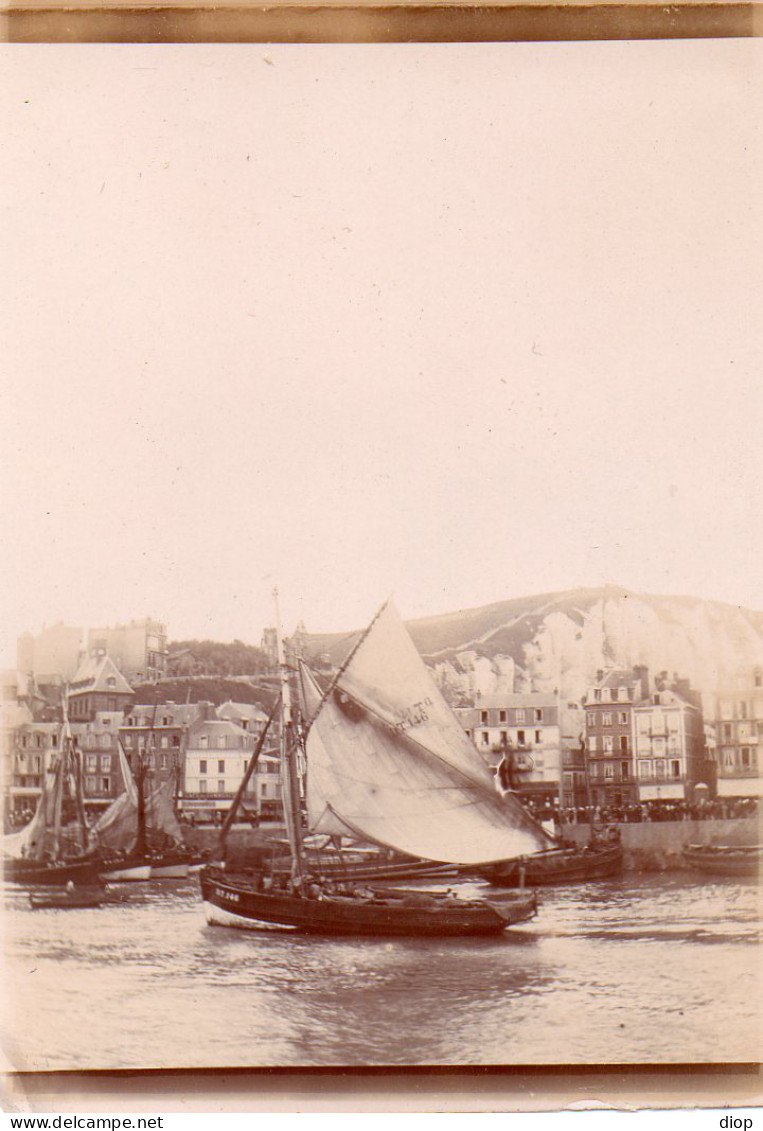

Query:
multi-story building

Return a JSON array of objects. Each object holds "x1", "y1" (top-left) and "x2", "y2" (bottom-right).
[
  {"x1": 632, "y1": 683, "x2": 706, "y2": 802},
  {"x1": 583, "y1": 667, "x2": 650, "y2": 807},
  {"x1": 16, "y1": 623, "x2": 84, "y2": 683},
  {"x1": 68, "y1": 655, "x2": 134, "y2": 722},
  {"x1": 76, "y1": 713, "x2": 127, "y2": 813},
  {"x1": 120, "y1": 701, "x2": 207, "y2": 791},
  {"x1": 216, "y1": 700, "x2": 269, "y2": 737},
  {"x1": 455, "y1": 693, "x2": 563, "y2": 808},
  {"x1": 711, "y1": 667, "x2": 763, "y2": 798},
  {"x1": 87, "y1": 618, "x2": 168, "y2": 684},
  {"x1": 182, "y1": 717, "x2": 282, "y2": 820},
  {"x1": 6, "y1": 720, "x2": 60, "y2": 817}
]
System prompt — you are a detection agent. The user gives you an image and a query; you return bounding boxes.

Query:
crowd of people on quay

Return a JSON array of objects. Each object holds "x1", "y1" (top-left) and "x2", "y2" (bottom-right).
[{"x1": 548, "y1": 797, "x2": 759, "y2": 828}]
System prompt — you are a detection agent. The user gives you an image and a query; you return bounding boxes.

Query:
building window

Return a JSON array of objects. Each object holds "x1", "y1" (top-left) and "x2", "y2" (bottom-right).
[
  {"x1": 655, "y1": 760, "x2": 666, "y2": 780},
  {"x1": 123, "y1": 735, "x2": 132, "y2": 748},
  {"x1": 741, "y1": 747, "x2": 751, "y2": 768},
  {"x1": 534, "y1": 730, "x2": 541, "y2": 744},
  {"x1": 172, "y1": 736, "x2": 180, "y2": 747},
  {"x1": 638, "y1": 761, "x2": 650, "y2": 778},
  {"x1": 739, "y1": 702, "x2": 748, "y2": 720},
  {"x1": 604, "y1": 763, "x2": 614, "y2": 778},
  {"x1": 101, "y1": 777, "x2": 110, "y2": 791},
  {"x1": 611, "y1": 688, "x2": 619, "y2": 702},
  {"x1": 218, "y1": 736, "x2": 227, "y2": 750},
  {"x1": 218, "y1": 760, "x2": 225, "y2": 773},
  {"x1": 517, "y1": 730, "x2": 525, "y2": 745},
  {"x1": 161, "y1": 736, "x2": 169, "y2": 748},
  {"x1": 199, "y1": 735, "x2": 208, "y2": 749},
  {"x1": 481, "y1": 732, "x2": 489, "y2": 745},
  {"x1": 621, "y1": 762, "x2": 629, "y2": 779},
  {"x1": 603, "y1": 736, "x2": 613, "y2": 753},
  {"x1": 587, "y1": 713, "x2": 596, "y2": 728},
  {"x1": 52, "y1": 735, "x2": 58, "y2": 747},
  {"x1": 100, "y1": 755, "x2": 110, "y2": 772},
  {"x1": 500, "y1": 731, "x2": 507, "y2": 745},
  {"x1": 723, "y1": 724, "x2": 732, "y2": 741},
  {"x1": 200, "y1": 759, "x2": 207, "y2": 774},
  {"x1": 535, "y1": 709, "x2": 542, "y2": 722},
  {"x1": 602, "y1": 713, "x2": 612, "y2": 726},
  {"x1": 593, "y1": 690, "x2": 601, "y2": 702},
  {"x1": 218, "y1": 780, "x2": 225, "y2": 792},
  {"x1": 481, "y1": 711, "x2": 488, "y2": 724},
  {"x1": 160, "y1": 754, "x2": 168, "y2": 769},
  {"x1": 620, "y1": 736, "x2": 628, "y2": 752},
  {"x1": 499, "y1": 711, "x2": 506, "y2": 723},
  {"x1": 671, "y1": 760, "x2": 681, "y2": 778},
  {"x1": 86, "y1": 775, "x2": 96, "y2": 792},
  {"x1": 619, "y1": 712, "x2": 628, "y2": 725},
  {"x1": 261, "y1": 783, "x2": 268, "y2": 798},
  {"x1": 162, "y1": 716, "x2": 170, "y2": 726},
  {"x1": 86, "y1": 754, "x2": 97, "y2": 772},
  {"x1": 102, "y1": 734, "x2": 111, "y2": 747},
  {"x1": 516, "y1": 710, "x2": 525, "y2": 723},
  {"x1": 199, "y1": 780, "x2": 207, "y2": 793}
]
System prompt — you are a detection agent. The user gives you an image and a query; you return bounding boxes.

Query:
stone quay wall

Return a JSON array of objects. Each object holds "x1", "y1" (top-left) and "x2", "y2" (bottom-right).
[{"x1": 560, "y1": 817, "x2": 761, "y2": 873}]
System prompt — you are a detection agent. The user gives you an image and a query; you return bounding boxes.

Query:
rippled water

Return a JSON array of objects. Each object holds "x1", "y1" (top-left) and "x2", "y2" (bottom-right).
[{"x1": 2, "y1": 874, "x2": 760, "y2": 1069}]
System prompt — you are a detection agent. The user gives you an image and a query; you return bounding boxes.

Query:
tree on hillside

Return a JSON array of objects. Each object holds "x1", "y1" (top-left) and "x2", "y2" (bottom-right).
[{"x1": 168, "y1": 639, "x2": 270, "y2": 677}]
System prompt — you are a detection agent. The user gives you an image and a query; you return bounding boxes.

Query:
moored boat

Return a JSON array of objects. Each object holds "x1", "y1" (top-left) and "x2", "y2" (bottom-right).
[
  {"x1": 29, "y1": 886, "x2": 104, "y2": 910},
  {"x1": 4, "y1": 856, "x2": 103, "y2": 887},
  {"x1": 478, "y1": 841, "x2": 624, "y2": 886},
  {"x1": 682, "y1": 843, "x2": 761, "y2": 877}
]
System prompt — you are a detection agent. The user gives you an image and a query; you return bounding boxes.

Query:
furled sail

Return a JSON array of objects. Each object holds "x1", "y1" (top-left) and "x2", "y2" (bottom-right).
[
  {"x1": 302, "y1": 602, "x2": 556, "y2": 864},
  {"x1": 88, "y1": 743, "x2": 182, "y2": 853}
]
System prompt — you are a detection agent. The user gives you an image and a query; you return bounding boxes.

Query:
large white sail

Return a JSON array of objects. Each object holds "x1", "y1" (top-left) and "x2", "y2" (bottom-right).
[{"x1": 303, "y1": 602, "x2": 555, "y2": 864}]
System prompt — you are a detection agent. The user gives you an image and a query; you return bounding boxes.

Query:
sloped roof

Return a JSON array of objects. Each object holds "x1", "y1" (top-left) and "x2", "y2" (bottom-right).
[
  {"x1": 216, "y1": 700, "x2": 268, "y2": 723},
  {"x1": 475, "y1": 693, "x2": 558, "y2": 709},
  {"x1": 69, "y1": 654, "x2": 133, "y2": 696}
]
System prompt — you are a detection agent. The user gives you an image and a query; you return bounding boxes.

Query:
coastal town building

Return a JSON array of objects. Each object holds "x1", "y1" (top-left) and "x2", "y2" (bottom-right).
[
  {"x1": 711, "y1": 666, "x2": 763, "y2": 798},
  {"x1": 632, "y1": 681, "x2": 706, "y2": 802},
  {"x1": 182, "y1": 716, "x2": 282, "y2": 821},
  {"x1": 583, "y1": 667, "x2": 650, "y2": 807},
  {"x1": 67, "y1": 655, "x2": 134, "y2": 722},
  {"x1": 455, "y1": 693, "x2": 564, "y2": 808},
  {"x1": 16, "y1": 623, "x2": 84, "y2": 684},
  {"x1": 87, "y1": 618, "x2": 168, "y2": 684}
]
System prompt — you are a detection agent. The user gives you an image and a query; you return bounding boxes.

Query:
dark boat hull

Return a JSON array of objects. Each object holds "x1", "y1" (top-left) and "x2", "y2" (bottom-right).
[
  {"x1": 200, "y1": 867, "x2": 535, "y2": 936},
  {"x1": 3, "y1": 857, "x2": 103, "y2": 887},
  {"x1": 480, "y1": 843, "x2": 623, "y2": 886},
  {"x1": 29, "y1": 890, "x2": 103, "y2": 909},
  {"x1": 683, "y1": 845, "x2": 761, "y2": 877}
]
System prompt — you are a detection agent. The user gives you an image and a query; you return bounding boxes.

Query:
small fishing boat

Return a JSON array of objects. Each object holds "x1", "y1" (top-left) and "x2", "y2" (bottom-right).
[
  {"x1": 201, "y1": 866, "x2": 536, "y2": 936},
  {"x1": 201, "y1": 596, "x2": 551, "y2": 938},
  {"x1": 4, "y1": 856, "x2": 103, "y2": 887},
  {"x1": 87, "y1": 715, "x2": 193, "y2": 881},
  {"x1": 3, "y1": 704, "x2": 105, "y2": 889},
  {"x1": 28, "y1": 886, "x2": 104, "y2": 910},
  {"x1": 682, "y1": 843, "x2": 761, "y2": 877},
  {"x1": 479, "y1": 841, "x2": 624, "y2": 886}
]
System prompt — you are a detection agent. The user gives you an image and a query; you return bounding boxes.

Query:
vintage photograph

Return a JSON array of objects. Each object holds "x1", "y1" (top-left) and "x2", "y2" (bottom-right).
[{"x1": 1, "y1": 40, "x2": 761, "y2": 1079}]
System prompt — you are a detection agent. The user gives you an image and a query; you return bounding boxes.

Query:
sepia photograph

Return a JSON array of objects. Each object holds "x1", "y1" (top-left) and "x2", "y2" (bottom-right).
[{"x1": 1, "y1": 37, "x2": 761, "y2": 1096}]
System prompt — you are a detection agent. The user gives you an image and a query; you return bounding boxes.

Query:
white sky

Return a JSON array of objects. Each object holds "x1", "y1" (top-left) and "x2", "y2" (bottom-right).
[{"x1": 1, "y1": 41, "x2": 762, "y2": 661}]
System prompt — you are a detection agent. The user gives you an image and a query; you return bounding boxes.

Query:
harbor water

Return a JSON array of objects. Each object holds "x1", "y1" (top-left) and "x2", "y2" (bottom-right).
[{"x1": 2, "y1": 873, "x2": 760, "y2": 1069}]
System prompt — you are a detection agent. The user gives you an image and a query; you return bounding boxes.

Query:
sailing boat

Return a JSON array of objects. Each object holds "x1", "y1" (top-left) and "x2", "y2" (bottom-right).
[
  {"x1": 3, "y1": 710, "x2": 102, "y2": 887},
  {"x1": 87, "y1": 730, "x2": 187, "y2": 881},
  {"x1": 200, "y1": 598, "x2": 550, "y2": 936}
]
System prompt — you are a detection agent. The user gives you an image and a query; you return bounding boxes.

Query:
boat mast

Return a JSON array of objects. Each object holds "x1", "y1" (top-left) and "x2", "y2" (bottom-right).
[
  {"x1": 135, "y1": 699, "x2": 158, "y2": 856},
  {"x1": 273, "y1": 587, "x2": 304, "y2": 879}
]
